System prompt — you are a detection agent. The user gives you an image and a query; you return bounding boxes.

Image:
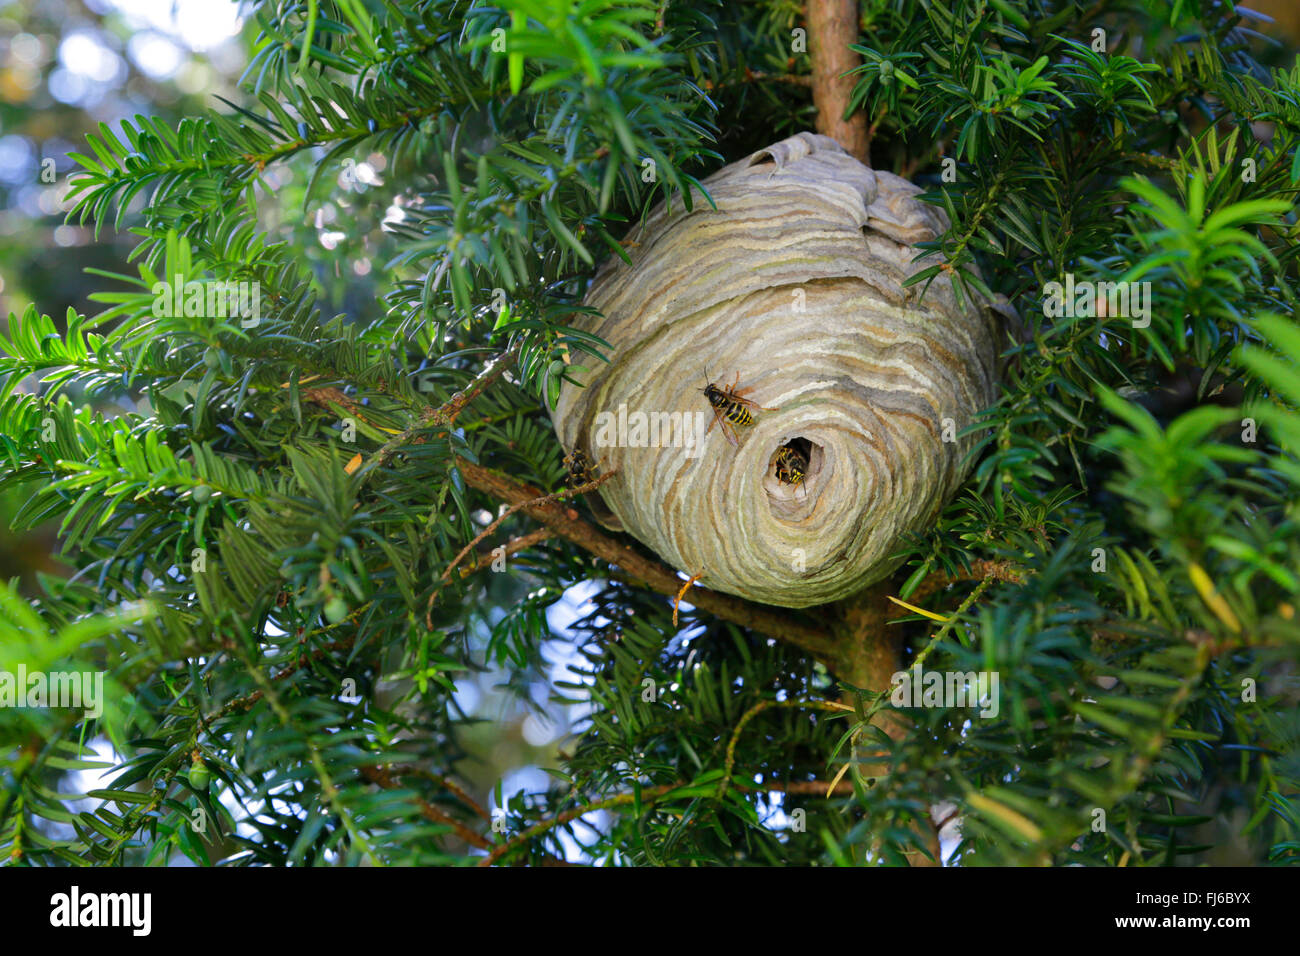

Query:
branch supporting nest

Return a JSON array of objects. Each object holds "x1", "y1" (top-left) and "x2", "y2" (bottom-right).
[{"x1": 452, "y1": 457, "x2": 839, "y2": 663}]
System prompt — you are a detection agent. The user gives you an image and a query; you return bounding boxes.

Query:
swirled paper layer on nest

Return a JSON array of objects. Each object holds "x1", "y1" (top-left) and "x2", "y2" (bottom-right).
[{"x1": 552, "y1": 132, "x2": 1001, "y2": 608}]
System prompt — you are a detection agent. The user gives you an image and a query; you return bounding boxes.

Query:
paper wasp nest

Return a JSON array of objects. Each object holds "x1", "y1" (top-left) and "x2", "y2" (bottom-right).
[{"x1": 551, "y1": 132, "x2": 1002, "y2": 609}]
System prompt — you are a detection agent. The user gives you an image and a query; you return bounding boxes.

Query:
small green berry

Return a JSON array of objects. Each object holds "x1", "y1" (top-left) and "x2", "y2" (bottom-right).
[
  {"x1": 324, "y1": 596, "x2": 349, "y2": 623},
  {"x1": 189, "y1": 756, "x2": 210, "y2": 791}
]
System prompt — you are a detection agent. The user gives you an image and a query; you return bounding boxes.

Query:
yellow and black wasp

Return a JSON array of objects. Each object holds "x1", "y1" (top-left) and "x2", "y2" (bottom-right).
[
  {"x1": 563, "y1": 447, "x2": 599, "y2": 489},
  {"x1": 562, "y1": 446, "x2": 618, "y2": 526},
  {"x1": 772, "y1": 443, "x2": 809, "y2": 497},
  {"x1": 701, "y1": 370, "x2": 775, "y2": 446}
]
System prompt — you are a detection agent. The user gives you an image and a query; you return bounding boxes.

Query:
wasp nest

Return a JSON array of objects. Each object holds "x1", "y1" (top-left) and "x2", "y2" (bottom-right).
[{"x1": 552, "y1": 132, "x2": 1003, "y2": 609}]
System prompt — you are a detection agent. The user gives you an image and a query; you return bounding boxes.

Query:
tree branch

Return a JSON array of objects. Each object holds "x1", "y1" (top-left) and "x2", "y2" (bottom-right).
[
  {"x1": 451, "y1": 528, "x2": 554, "y2": 580},
  {"x1": 360, "y1": 764, "x2": 494, "y2": 851},
  {"x1": 908, "y1": 558, "x2": 1026, "y2": 605},
  {"x1": 453, "y1": 457, "x2": 839, "y2": 663},
  {"x1": 808, "y1": 0, "x2": 869, "y2": 161},
  {"x1": 830, "y1": 581, "x2": 941, "y2": 866},
  {"x1": 437, "y1": 470, "x2": 616, "y2": 590}
]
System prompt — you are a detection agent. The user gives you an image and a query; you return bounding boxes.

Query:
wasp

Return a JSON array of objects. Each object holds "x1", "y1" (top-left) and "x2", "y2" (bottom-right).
[
  {"x1": 563, "y1": 447, "x2": 599, "y2": 489},
  {"x1": 773, "y1": 445, "x2": 807, "y2": 487},
  {"x1": 772, "y1": 444, "x2": 809, "y2": 497},
  {"x1": 561, "y1": 446, "x2": 618, "y2": 526},
  {"x1": 701, "y1": 370, "x2": 775, "y2": 446}
]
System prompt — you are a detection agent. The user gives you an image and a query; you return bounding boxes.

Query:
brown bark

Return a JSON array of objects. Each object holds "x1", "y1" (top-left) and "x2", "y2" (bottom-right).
[
  {"x1": 807, "y1": 0, "x2": 870, "y2": 162},
  {"x1": 832, "y1": 581, "x2": 908, "y2": 739},
  {"x1": 831, "y1": 582, "x2": 943, "y2": 866}
]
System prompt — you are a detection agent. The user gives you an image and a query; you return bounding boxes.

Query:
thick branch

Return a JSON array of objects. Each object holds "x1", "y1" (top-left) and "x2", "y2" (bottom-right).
[
  {"x1": 807, "y1": 0, "x2": 869, "y2": 161},
  {"x1": 831, "y1": 581, "x2": 942, "y2": 866},
  {"x1": 453, "y1": 458, "x2": 838, "y2": 663}
]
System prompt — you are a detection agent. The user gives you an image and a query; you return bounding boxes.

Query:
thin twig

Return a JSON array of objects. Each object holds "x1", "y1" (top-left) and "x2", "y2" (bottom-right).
[
  {"x1": 423, "y1": 771, "x2": 492, "y2": 822},
  {"x1": 427, "y1": 471, "x2": 618, "y2": 627},
  {"x1": 360, "y1": 762, "x2": 493, "y2": 824},
  {"x1": 454, "y1": 528, "x2": 554, "y2": 578},
  {"x1": 207, "y1": 634, "x2": 359, "y2": 723},
  {"x1": 908, "y1": 559, "x2": 1025, "y2": 605},
  {"x1": 362, "y1": 342, "x2": 522, "y2": 478},
  {"x1": 911, "y1": 575, "x2": 996, "y2": 673},
  {"x1": 441, "y1": 342, "x2": 523, "y2": 425},
  {"x1": 717, "y1": 698, "x2": 855, "y2": 801},
  {"x1": 440, "y1": 470, "x2": 617, "y2": 585},
  {"x1": 360, "y1": 764, "x2": 493, "y2": 851},
  {"x1": 672, "y1": 568, "x2": 705, "y2": 627}
]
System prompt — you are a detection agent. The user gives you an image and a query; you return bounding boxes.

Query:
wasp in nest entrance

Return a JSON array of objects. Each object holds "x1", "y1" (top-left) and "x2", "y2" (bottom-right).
[
  {"x1": 769, "y1": 437, "x2": 816, "y2": 501},
  {"x1": 701, "y1": 369, "x2": 775, "y2": 446}
]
